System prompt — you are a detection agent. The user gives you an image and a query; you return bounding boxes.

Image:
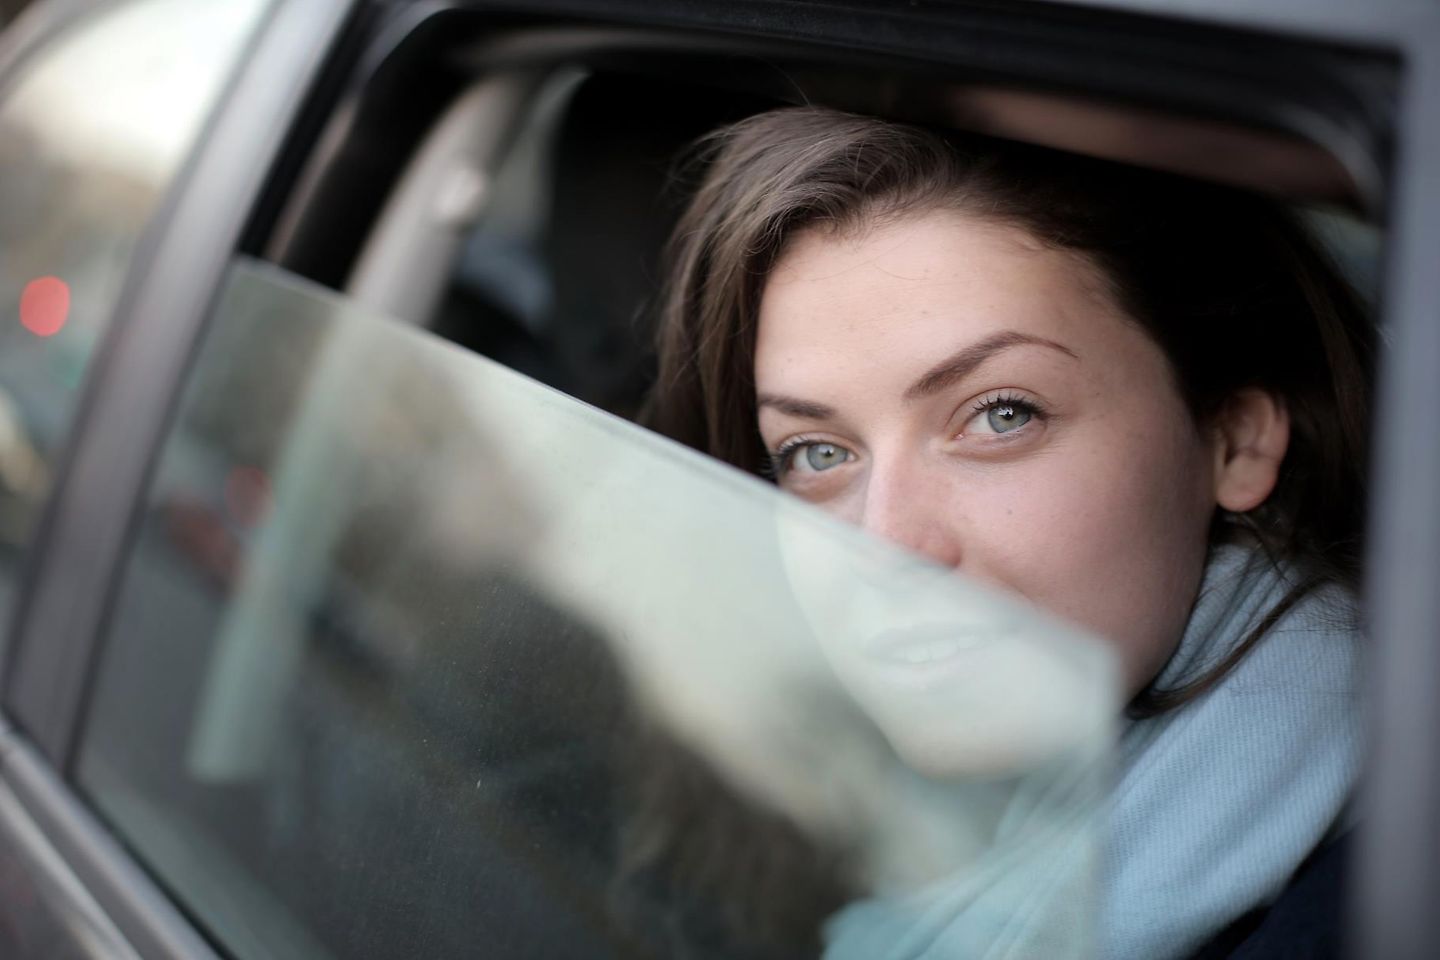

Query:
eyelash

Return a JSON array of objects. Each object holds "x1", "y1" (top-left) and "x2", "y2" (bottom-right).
[
  {"x1": 762, "y1": 435, "x2": 822, "y2": 479},
  {"x1": 968, "y1": 390, "x2": 1046, "y2": 426}
]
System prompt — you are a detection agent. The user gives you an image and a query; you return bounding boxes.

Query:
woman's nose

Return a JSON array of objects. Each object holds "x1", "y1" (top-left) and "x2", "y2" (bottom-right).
[{"x1": 856, "y1": 460, "x2": 964, "y2": 569}]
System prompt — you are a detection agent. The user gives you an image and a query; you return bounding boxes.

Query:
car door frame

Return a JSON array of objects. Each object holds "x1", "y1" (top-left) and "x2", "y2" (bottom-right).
[
  {"x1": 0, "y1": 0, "x2": 358, "y2": 956},
  {"x1": 268, "y1": 6, "x2": 1440, "y2": 950}
]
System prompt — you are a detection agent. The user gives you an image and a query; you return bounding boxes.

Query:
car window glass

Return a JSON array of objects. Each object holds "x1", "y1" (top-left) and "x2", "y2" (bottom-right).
[
  {"x1": 77, "y1": 257, "x2": 1117, "y2": 960},
  {"x1": 0, "y1": 0, "x2": 268, "y2": 625}
]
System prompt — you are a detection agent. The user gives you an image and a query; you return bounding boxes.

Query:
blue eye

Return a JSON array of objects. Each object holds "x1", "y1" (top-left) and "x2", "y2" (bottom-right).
[
  {"x1": 803, "y1": 443, "x2": 850, "y2": 471},
  {"x1": 770, "y1": 440, "x2": 854, "y2": 479},
  {"x1": 986, "y1": 403, "x2": 1032, "y2": 433}
]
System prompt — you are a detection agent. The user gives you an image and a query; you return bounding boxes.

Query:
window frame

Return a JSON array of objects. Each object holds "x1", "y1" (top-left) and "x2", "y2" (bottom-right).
[
  {"x1": 267, "y1": 6, "x2": 1440, "y2": 955},
  {"x1": 1349, "y1": 25, "x2": 1440, "y2": 960},
  {"x1": 1, "y1": 0, "x2": 358, "y2": 761},
  {"x1": 0, "y1": 0, "x2": 358, "y2": 956}
]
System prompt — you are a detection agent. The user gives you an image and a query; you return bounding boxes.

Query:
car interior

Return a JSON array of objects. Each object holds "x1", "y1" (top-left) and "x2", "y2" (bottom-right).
[{"x1": 261, "y1": 14, "x2": 1384, "y2": 421}]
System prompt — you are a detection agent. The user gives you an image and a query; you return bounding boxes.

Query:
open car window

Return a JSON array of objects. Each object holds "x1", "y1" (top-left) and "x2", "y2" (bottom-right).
[{"x1": 76, "y1": 256, "x2": 1116, "y2": 960}]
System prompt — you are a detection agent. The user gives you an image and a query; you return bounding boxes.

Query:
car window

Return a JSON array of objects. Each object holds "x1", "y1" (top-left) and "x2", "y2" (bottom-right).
[
  {"x1": 75, "y1": 256, "x2": 1116, "y2": 960},
  {"x1": 0, "y1": 0, "x2": 268, "y2": 625}
]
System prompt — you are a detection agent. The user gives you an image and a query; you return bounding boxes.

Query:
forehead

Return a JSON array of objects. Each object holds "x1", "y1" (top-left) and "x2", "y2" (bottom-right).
[{"x1": 754, "y1": 209, "x2": 1134, "y2": 386}]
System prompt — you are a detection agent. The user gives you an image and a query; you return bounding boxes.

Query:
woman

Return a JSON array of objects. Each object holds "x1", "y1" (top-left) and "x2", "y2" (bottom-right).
[{"x1": 641, "y1": 107, "x2": 1372, "y2": 958}]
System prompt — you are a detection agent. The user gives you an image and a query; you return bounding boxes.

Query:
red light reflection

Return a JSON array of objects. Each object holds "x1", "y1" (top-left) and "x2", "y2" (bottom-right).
[{"x1": 20, "y1": 276, "x2": 70, "y2": 337}]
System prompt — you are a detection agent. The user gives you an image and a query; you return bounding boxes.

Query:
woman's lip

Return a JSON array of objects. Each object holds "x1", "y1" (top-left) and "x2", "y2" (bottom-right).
[{"x1": 862, "y1": 624, "x2": 990, "y2": 664}]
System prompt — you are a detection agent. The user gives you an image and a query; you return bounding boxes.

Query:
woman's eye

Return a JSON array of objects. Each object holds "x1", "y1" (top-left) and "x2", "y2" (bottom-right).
[
  {"x1": 986, "y1": 403, "x2": 1032, "y2": 433},
  {"x1": 801, "y1": 442, "x2": 851, "y2": 472},
  {"x1": 777, "y1": 441, "x2": 854, "y2": 475},
  {"x1": 965, "y1": 396, "x2": 1041, "y2": 437}
]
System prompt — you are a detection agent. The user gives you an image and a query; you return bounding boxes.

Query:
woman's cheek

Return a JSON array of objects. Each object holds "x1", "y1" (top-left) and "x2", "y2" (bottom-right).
[
  {"x1": 942, "y1": 463, "x2": 1089, "y2": 605},
  {"x1": 957, "y1": 445, "x2": 1205, "y2": 690}
]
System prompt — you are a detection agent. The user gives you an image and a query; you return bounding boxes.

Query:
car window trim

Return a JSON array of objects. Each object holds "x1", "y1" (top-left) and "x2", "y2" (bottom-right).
[
  {"x1": 1, "y1": 0, "x2": 357, "y2": 766},
  {"x1": 0, "y1": 715, "x2": 213, "y2": 960},
  {"x1": 1351, "y1": 26, "x2": 1440, "y2": 960}
]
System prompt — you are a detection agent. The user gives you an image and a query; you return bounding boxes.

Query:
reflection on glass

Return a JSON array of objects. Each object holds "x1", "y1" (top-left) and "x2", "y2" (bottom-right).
[
  {"x1": 79, "y1": 259, "x2": 1118, "y2": 960},
  {"x1": 0, "y1": 0, "x2": 268, "y2": 622}
]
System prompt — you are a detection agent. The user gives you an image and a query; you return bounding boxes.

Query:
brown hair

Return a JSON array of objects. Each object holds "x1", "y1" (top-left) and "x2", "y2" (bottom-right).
[{"x1": 642, "y1": 106, "x2": 1375, "y2": 714}]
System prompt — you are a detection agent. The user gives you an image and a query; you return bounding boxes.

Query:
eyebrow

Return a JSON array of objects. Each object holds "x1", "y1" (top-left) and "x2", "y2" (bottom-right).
[
  {"x1": 755, "y1": 394, "x2": 836, "y2": 419},
  {"x1": 755, "y1": 330, "x2": 1078, "y2": 421},
  {"x1": 904, "y1": 331, "x2": 1077, "y2": 400}
]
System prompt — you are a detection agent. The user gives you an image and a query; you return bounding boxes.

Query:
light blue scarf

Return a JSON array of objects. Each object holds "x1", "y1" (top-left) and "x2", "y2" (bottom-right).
[
  {"x1": 824, "y1": 542, "x2": 1364, "y2": 959},
  {"x1": 1101, "y1": 542, "x2": 1363, "y2": 959}
]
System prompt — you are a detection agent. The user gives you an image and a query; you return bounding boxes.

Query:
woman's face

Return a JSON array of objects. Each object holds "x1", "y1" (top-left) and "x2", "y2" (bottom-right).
[{"x1": 754, "y1": 209, "x2": 1221, "y2": 695}]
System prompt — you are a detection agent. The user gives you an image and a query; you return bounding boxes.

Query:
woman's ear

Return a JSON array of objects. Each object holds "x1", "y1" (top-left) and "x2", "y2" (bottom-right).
[{"x1": 1211, "y1": 388, "x2": 1291, "y2": 512}]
